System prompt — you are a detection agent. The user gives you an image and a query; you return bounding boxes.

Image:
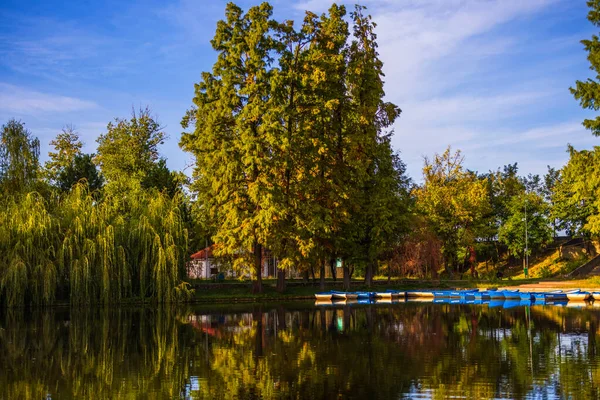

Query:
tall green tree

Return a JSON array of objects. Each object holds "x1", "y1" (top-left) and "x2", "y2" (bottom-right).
[
  {"x1": 498, "y1": 192, "x2": 553, "y2": 266},
  {"x1": 181, "y1": 2, "x2": 277, "y2": 293},
  {"x1": 95, "y1": 108, "x2": 167, "y2": 194},
  {"x1": 571, "y1": 0, "x2": 600, "y2": 136},
  {"x1": 0, "y1": 119, "x2": 40, "y2": 196},
  {"x1": 552, "y1": 146, "x2": 600, "y2": 236},
  {"x1": 415, "y1": 148, "x2": 490, "y2": 275},
  {"x1": 45, "y1": 126, "x2": 103, "y2": 192},
  {"x1": 341, "y1": 5, "x2": 403, "y2": 286}
]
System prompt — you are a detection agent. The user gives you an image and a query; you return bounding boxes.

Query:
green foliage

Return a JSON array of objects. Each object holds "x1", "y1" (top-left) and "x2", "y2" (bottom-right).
[
  {"x1": 552, "y1": 146, "x2": 600, "y2": 236},
  {"x1": 571, "y1": 0, "x2": 600, "y2": 136},
  {"x1": 415, "y1": 147, "x2": 490, "y2": 273},
  {"x1": 95, "y1": 107, "x2": 168, "y2": 194},
  {"x1": 0, "y1": 119, "x2": 40, "y2": 195},
  {"x1": 0, "y1": 183, "x2": 191, "y2": 307},
  {"x1": 45, "y1": 126, "x2": 103, "y2": 192},
  {"x1": 498, "y1": 192, "x2": 553, "y2": 260}
]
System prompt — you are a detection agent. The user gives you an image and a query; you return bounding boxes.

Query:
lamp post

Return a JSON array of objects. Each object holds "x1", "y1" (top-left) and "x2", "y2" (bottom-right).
[{"x1": 524, "y1": 195, "x2": 529, "y2": 278}]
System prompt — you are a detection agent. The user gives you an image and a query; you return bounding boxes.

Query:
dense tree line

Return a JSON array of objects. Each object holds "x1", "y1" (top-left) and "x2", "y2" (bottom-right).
[{"x1": 2, "y1": 1, "x2": 600, "y2": 305}]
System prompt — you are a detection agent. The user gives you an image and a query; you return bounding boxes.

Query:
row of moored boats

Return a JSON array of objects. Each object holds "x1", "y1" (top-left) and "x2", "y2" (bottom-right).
[{"x1": 315, "y1": 289, "x2": 598, "y2": 302}]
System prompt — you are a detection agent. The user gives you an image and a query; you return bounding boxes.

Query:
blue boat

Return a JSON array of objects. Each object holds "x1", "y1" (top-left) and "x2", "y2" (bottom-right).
[
  {"x1": 488, "y1": 290, "x2": 505, "y2": 300},
  {"x1": 532, "y1": 292, "x2": 547, "y2": 301},
  {"x1": 355, "y1": 291, "x2": 375, "y2": 299},
  {"x1": 502, "y1": 290, "x2": 520, "y2": 299},
  {"x1": 449, "y1": 289, "x2": 479, "y2": 298},
  {"x1": 473, "y1": 291, "x2": 491, "y2": 300},
  {"x1": 519, "y1": 292, "x2": 533, "y2": 300},
  {"x1": 545, "y1": 290, "x2": 567, "y2": 301},
  {"x1": 433, "y1": 291, "x2": 452, "y2": 298}
]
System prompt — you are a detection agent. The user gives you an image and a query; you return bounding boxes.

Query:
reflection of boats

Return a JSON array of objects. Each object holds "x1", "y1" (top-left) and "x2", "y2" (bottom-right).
[
  {"x1": 315, "y1": 292, "x2": 333, "y2": 301},
  {"x1": 503, "y1": 300, "x2": 521, "y2": 309},
  {"x1": 488, "y1": 300, "x2": 505, "y2": 308},
  {"x1": 519, "y1": 299, "x2": 532, "y2": 307},
  {"x1": 566, "y1": 301, "x2": 589, "y2": 308},
  {"x1": 376, "y1": 298, "x2": 393, "y2": 304},
  {"x1": 593, "y1": 292, "x2": 600, "y2": 300},
  {"x1": 566, "y1": 290, "x2": 592, "y2": 301},
  {"x1": 315, "y1": 300, "x2": 333, "y2": 306},
  {"x1": 407, "y1": 297, "x2": 434, "y2": 303}
]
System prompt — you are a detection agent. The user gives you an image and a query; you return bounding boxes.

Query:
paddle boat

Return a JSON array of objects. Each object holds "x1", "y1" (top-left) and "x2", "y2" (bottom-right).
[
  {"x1": 406, "y1": 290, "x2": 435, "y2": 298},
  {"x1": 545, "y1": 290, "x2": 567, "y2": 301},
  {"x1": 433, "y1": 290, "x2": 452, "y2": 298},
  {"x1": 532, "y1": 292, "x2": 547, "y2": 302},
  {"x1": 315, "y1": 292, "x2": 333, "y2": 301},
  {"x1": 355, "y1": 291, "x2": 375, "y2": 299},
  {"x1": 375, "y1": 298, "x2": 393, "y2": 304},
  {"x1": 566, "y1": 289, "x2": 592, "y2": 301},
  {"x1": 473, "y1": 291, "x2": 491, "y2": 300},
  {"x1": 592, "y1": 292, "x2": 600, "y2": 301},
  {"x1": 519, "y1": 292, "x2": 533, "y2": 301},
  {"x1": 375, "y1": 291, "x2": 393, "y2": 299},
  {"x1": 502, "y1": 290, "x2": 520, "y2": 300},
  {"x1": 488, "y1": 290, "x2": 505, "y2": 300},
  {"x1": 388, "y1": 290, "x2": 407, "y2": 299},
  {"x1": 450, "y1": 289, "x2": 479, "y2": 298},
  {"x1": 331, "y1": 291, "x2": 358, "y2": 300}
]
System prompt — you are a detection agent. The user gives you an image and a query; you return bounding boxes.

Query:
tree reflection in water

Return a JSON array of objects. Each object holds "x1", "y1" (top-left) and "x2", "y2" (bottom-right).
[{"x1": 0, "y1": 303, "x2": 599, "y2": 399}]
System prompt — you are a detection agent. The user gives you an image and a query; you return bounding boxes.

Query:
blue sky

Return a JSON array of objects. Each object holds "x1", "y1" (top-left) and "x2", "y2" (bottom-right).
[{"x1": 0, "y1": 0, "x2": 597, "y2": 179}]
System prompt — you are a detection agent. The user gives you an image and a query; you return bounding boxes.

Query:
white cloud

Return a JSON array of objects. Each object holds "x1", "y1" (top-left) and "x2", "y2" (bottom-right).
[{"x1": 0, "y1": 83, "x2": 97, "y2": 114}]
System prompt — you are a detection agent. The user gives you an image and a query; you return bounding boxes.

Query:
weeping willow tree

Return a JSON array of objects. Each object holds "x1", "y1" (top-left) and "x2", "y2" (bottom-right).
[{"x1": 0, "y1": 183, "x2": 192, "y2": 307}]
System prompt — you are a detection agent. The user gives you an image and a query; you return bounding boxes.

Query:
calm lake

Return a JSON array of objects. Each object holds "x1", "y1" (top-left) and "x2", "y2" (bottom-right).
[{"x1": 1, "y1": 301, "x2": 600, "y2": 399}]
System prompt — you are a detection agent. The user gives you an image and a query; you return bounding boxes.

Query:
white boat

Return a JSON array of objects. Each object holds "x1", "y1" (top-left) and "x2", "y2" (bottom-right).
[
  {"x1": 375, "y1": 292, "x2": 393, "y2": 298},
  {"x1": 566, "y1": 289, "x2": 591, "y2": 301},
  {"x1": 592, "y1": 292, "x2": 600, "y2": 301},
  {"x1": 407, "y1": 291, "x2": 435, "y2": 298},
  {"x1": 315, "y1": 293, "x2": 333, "y2": 301}
]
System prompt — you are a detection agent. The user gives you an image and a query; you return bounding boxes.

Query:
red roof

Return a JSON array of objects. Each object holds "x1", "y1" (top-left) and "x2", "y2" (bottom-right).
[{"x1": 191, "y1": 245, "x2": 215, "y2": 260}]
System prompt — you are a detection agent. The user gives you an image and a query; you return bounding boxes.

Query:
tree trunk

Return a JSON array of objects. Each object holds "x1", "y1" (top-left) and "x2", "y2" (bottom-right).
[
  {"x1": 276, "y1": 267, "x2": 286, "y2": 293},
  {"x1": 252, "y1": 243, "x2": 263, "y2": 294},
  {"x1": 319, "y1": 258, "x2": 326, "y2": 291},
  {"x1": 310, "y1": 264, "x2": 316, "y2": 283},
  {"x1": 302, "y1": 269, "x2": 309, "y2": 284},
  {"x1": 343, "y1": 263, "x2": 351, "y2": 291},
  {"x1": 330, "y1": 258, "x2": 337, "y2": 282},
  {"x1": 365, "y1": 261, "x2": 373, "y2": 288}
]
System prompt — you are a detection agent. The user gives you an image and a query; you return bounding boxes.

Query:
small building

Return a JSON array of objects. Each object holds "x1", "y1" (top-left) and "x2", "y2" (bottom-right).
[{"x1": 187, "y1": 245, "x2": 217, "y2": 279}]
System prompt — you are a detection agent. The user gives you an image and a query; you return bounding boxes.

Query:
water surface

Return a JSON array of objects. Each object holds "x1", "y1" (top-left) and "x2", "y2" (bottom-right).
[{"x1": 1, "y1": 301, "x2": 600, "y2": 399}]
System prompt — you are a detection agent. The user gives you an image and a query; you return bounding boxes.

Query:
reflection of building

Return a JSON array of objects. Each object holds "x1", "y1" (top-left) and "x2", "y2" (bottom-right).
[{"x1": 187, "y1": 245, "x2": 302, "y2": 279}]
